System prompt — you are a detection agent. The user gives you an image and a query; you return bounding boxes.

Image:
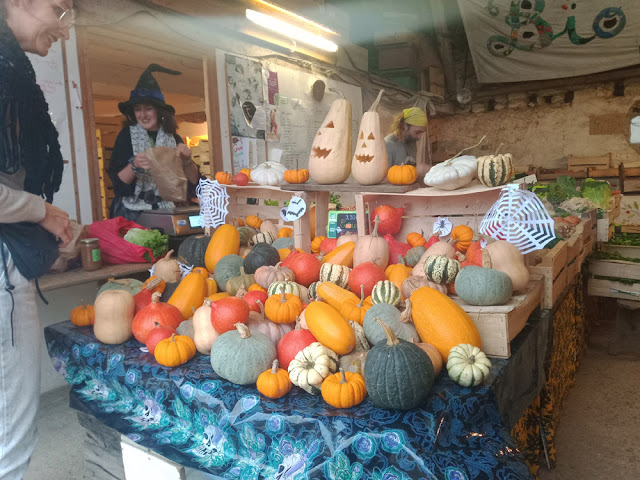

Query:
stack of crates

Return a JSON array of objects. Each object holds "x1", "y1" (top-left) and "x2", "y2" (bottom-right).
[{"x1": 191, "y1": 140, "x2": 213, "y2": 178}]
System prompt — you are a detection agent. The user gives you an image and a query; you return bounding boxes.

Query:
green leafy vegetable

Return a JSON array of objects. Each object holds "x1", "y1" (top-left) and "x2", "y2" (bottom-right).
[
  {"x1": 546, "y1": 183, "x2": 568, "y2": 205},
  {"x1": 123, "y1": 228, "x2": 169, "y2": 262},
  {"x1": 581, "y1": 178, "x2": 611, "y2": 210},
  {"x1": 556, "y1": 176, "x2": 580, "y2": 199}
]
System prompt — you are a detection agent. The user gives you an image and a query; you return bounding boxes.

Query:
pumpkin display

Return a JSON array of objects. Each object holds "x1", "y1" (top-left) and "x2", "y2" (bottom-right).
[
  {"x1": 406, "y1": 231, "x2": 426, "y2": 247},
  {"x1": 371, "y1": 280, "x2": 401, "y2": 306},
  {"x1": 277, "y1": 318, "x2": 317, "y2": 369},
  {"x1": 154, "y1": 334, "x2": 196, "y2": 367},
  {"x1": 177, "y1": 235, "x2": 211, "y2": 268},
  {"x1": 210, "y1": 323, "x2": 277, "y2": 385},
  {"x1": 132, "y1": 292, "x2": 184, "y2": 343},
  {"x1": 251, "y1": 161, "x2": 287, "y2": 185},
  {"x1": 311, "y1": 236, "x2": 326, "y2": 254},
  {"x1": 282, "y1": 251, "x2": 321, "y2": 287},
  {"x1": 192, "y1": 298, "x2": 219, "y2": 354},
  {"x1": 284, "y1": 169, "x2": 309, "y2": 184},
  {"x1": 145, "y1": 324, "x2": 177, "y2": 355},
  {"x1": 215, "y1": 171, "x2": 233, "y2": 185},
  {"x1": 404, "y1": 246, "x2": 426, "y2": 267},
  {"x1": 278, "y1": 227, "x2": 293, "y2": 238},
  {"x1": 308, "y1": 98, "x2": 352, "y2": 185},
  {"x1": 93, "y1": 289, "x2": 135, "y2": 344},
  {"x1": 400, "y1": 275, "x2": 448, "y2": 298},
  {"x1": 319, "y1": 263, "x2": 351, "y2": 288},
  {"x1": 385, "y1": 256, "x2": 412, "y2": 298},
  {"x1": 454, "y1": 266, "x2": 513, "y2": 306},
  {"x1": 321, "y1": 369, "x2": 367, "y2": 409},
  {"x1": 304, "y1": 301, "x2": 355, "y2": 355},
  {"x1": 484, "y1": 240, "x2": 530, "y2": 291},
  {"x1": 243, "y1": 243, "x2": 280, "y2": 274},
  {"x1": 477, "y1": 153, "x2": 514, "y2": 187},
  {"x1": 70, "y1": 304, "x2": 94, "y2": 326},
  {"x1": 288, "y1": 342, "x2": 339, "y2": 395},
  {"x1": 167, "y1": 272, "x2": 207, "y2": 320},
  {"x1": 351, "y1": 89, "x2": 388, "y2": 185},
  {"x1": 384, "y1": 235, "x2": 411, "y2": 264},
  {"x1": 411, "y1": 338, "x2": 443, "y2": 376},
  {"x1": 252, "y1": 231, "x2": 275, "y2": 245},
  {"x1": 371, "y1": 205, "x2": 404, "y2": 236},
  {"x1": 424, "y1": 155, "x2": 477, "y2": 190},
  {"x1": 257, "y1": 360, "x2": 292, "y2": 399},
  {"x1": 447, "y1": 343, "x2": 493, "y2": 387},
  {"x1": 247, "y1": 301, "x2": 293, "y2": 346},
  {"x1": 205, "y1": 225, "x2": 240, "y2": 273},
  {"x1": 240, "y1": 168, "x2": 252, "y2": 181},
  {"x1": 213, "y1": 254, "x2": 244, "y2": 292},
  {"x1": 424, "y1": 255, "x2": 461, "y2": 285},
  {"x1": 410, "y1": 286, "x2": 482, "y2": 361},
  {"x1": 321, "y1": 241, "x2": 355, "y2": 267},
  {"x1": 388, "y1": 163, "x2": 417, "y2": 185},
  {"x1": 254, "y1": 262, "x2": 295, "y2": 289},
  {"x1": 264, "y1": 290, "x2": 303, "y2": 325},
  {"x1": 449, "y1": 225, "x2": 474, "y2": 253},
  {"x1": 242, "y1": 288, "x2": 269, "y2": 312},
  {"x1": 225, "y1": 267, "x2": 256, "y2": 296},
  {"x1": 232, "y1": 172, "x2": 249, "y2": 186},
  {"x1": 210, "y1": 296, "x2": 250, "y2": 334},
  {"x1": 348, "y1": 262, "x2": 386, "y2": 298},
  {"x1": 363, "y1": 300, "x2": 417, "y2": 345},
  {"x1": 245, "y1": 215, "x2": 262, "y2": 229},
  {"x1": 267, "y1": 280, "x2": 303, "y2": 298},
  {"x1": 364, "y1": 318, "x2": 435, "y2": 410}
]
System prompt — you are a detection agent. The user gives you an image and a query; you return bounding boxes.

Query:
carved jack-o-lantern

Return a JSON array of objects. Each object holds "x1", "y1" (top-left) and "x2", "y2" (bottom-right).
[
  {"x1": 308, "y1": 99, "x2": 352, "y2": 185},
  {"x1": 351, "y1": 90, "x2": 388, "y2": 185}
]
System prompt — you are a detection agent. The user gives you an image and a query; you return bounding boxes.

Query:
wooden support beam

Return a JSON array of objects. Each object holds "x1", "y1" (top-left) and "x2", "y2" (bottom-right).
[
  {"x1": 430, "y1": 0, "x2": 457, "y2": 99},
  {"x1": 203, "y1": 55, "x2": 224, "y2": 175}
]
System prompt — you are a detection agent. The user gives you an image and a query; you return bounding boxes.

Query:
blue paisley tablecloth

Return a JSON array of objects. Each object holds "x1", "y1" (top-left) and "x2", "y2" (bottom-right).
[{"x1": 45, "y1": 316, "x2": 547, "y2": 480}]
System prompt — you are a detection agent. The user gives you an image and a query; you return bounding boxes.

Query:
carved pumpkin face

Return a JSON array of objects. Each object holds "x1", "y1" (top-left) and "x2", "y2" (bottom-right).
[
  {"x1": 351, "y1": 90, "x2": 389, "y2": 185},
  {"x1": 308, "y1": 99, "x2": 352, "y2": 185},
  {"x1": 354, "y1": 129, "x2": 379, "y2": 163}
]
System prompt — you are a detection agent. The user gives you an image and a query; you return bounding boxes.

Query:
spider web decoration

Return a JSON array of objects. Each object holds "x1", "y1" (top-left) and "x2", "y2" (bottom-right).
[
  {"x1": 196, "y1": 179, "x2": 229, "y2": 229},
  {"x1": 479, "y1": 184, "x2": 555, "y2": 254}
]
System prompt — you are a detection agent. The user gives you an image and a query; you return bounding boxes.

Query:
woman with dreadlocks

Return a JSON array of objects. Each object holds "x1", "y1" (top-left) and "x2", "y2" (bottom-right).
[{"x1": 0, "y1": 1, "x2": 74, "y2": 477}]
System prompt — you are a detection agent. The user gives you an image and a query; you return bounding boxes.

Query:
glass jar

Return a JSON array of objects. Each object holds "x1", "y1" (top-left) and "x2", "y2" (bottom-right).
[{"x1": 80, "y1": 238, "x2": 103, "y2": 271}]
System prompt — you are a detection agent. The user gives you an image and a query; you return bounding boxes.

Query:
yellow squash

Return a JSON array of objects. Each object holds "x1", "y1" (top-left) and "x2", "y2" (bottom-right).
[
  {"x1": 304, "y1": 301, "x2": 355, "y2": 355},
  {"x1": 317, "y1": 282, "x2": 368, "y2": 326},
  {"x1": 321, "y1": 241, "x2": 355, "y2": 267},
  {"x1": 168, "y1": 272, "x2": 208, "y2": 320},
  {"x1": 204, "y1": 224, "x2": 240, "y2": 272}
]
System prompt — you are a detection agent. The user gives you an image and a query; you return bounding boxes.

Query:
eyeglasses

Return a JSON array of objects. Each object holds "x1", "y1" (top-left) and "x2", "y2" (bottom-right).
[{"x1": 53, "y1": 4, "x2": 75, "y2": 30}]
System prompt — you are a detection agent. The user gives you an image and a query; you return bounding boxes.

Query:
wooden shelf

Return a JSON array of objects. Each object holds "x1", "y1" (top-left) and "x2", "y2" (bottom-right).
[
  {"x1": 280, "y1": 182, "x2": 420, "y2": 193},
  {"x1": 39, "y1": 263, "x2": 152, "y2": 292}
]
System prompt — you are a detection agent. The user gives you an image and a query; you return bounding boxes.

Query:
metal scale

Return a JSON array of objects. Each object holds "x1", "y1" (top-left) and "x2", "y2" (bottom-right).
[{"x1": 136, "y1": 206, "x2": 203, "y2": 251}]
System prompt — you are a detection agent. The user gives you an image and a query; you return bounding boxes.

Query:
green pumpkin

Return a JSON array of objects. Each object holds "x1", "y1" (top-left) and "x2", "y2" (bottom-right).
[
  {"x1": 424, "y1": 255, "x2": 461, "y2": 284},
  {"x1": 363, "y1": 301, "x2": 417, "y2": 345},
  {"x1": 97, "y1": 278, "x2": 143, "y2": 298},
  {"x1": 243, "y1": 243, "x2": 280, "y2": 274},
  {"x1": 210, "y1": 323, "x2": 276, "y2": 385},
  {"x1": 371, "y1": 280, "x2": 400, "y2": 306},
  {"x1": 226, "y1": 267, "x2": 256, "y2": 296},
  {"x1": 318, "y1": 263, "x2": 351, "y2": 288},
  {"x1": 238, "y1": 226, "x2": 259, "y2": 247},
  {"x1": 404, "y1": 246, "x2": 426, "y2": 267},
  {"x1": 271, "y1": 237, "x2": 295, "y2": 250},
  {"x1": 177, "y1": 234, "x2": 211, "y2": 267},
  {"x1": 307, "y1": 282, "x2": 319, "y2": 301},
  {"x1": 454, "y1": 266, "x2": 513, "y2": 306},
  {"x1": 213, "y1": 254, "x2": 244, "y2": 292},
  {"x1": 364, "y1": 318, "x2": 435, "y2": 410}
]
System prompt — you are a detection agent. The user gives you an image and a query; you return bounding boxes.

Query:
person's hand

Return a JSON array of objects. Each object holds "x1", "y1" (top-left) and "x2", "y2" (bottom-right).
[
  {"x1": 177, "y1": 143, "x2": 191, "y2": 160},
  {"x1": 38, "y1": 203, "x2": 72, "y2": 247},
  {"x1": 133, "y1": 152, "x2": 150, "y2": 169}
]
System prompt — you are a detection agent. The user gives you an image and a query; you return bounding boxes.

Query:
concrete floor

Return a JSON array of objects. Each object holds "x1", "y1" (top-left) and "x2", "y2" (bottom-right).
[{"x1": 24, "y1": 315, "x2": 640, "y2": 480}]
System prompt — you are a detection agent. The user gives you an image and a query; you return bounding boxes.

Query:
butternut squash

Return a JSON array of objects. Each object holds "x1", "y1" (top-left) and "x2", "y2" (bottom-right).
[
  {"x1": 205, "y1": 225, "x2": 240, "y2": 272},
  {"x1": 321, "y1": 241, "x2": 355, "y2": 267}
]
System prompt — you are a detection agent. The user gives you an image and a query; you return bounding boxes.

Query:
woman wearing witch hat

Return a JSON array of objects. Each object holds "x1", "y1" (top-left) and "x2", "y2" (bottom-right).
[{"x1": 108, "y1": 64, "x2": 201, "y2": 221}]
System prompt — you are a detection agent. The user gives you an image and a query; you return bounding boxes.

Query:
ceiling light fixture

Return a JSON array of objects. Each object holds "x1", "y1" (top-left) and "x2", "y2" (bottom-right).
[{"x1": 246, "y1": 8, "x2": 339, "y2": 53}]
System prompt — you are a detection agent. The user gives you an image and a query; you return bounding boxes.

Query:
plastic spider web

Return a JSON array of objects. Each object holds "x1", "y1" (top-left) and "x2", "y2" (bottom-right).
[
  {"x1": 196, "y1": 178, "x2": 229, "y2": 229},
  {"x1": 479, "y1": 184, "x2": 555, "y2": 254}
]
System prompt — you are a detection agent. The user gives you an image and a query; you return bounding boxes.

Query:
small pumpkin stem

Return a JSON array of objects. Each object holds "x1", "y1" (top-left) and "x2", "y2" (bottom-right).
[
  {"x1": 204, "y1": 227, "x2": 212, "y2": 236},
  {"x1": 452, "y1": 135, "x2": 486, "y2": 159},
  {"x1": 203, "y1": 298, "x2": 212, "y2": 307},
  {"x1": 339, "y1": 368, "x2": 347, "y2": 384},
  {"x1": 294, "y1": 316, "x2": 302, "y2": 330},
  {"x1": 357, "y1": 285, "x2": 365, "y2": 307},
  {"x1": 170, "y1": 333, "x2": 177, "y2": 343},
  {"x1": 271, "y1": 359, "x2": 279, "y2": 374},
  {"x1": 400, "y1": 298, "x2": 412, "y2": 324},
  {"x1": 151, "y1": 291, "x2": 162, "y2": 303},
  {"x1": 371, "y1": 216, "x2": 381, "y2": 238},
  {"x1": 369, "y1": 89, "x2": 385, "y2": 113},
  {"x1": 411, "y1": 337, "x2": 418, "y2": 344},
  {"x1": 494, "y1": 143, "x2": 504, "y2": 156},
  {"x1": 375, "y1": 317, "x2": 400, "y2": 346},
  {"x1": 280, "y1": 286, "x2": 287, "y2": 302},
  {"x1": 146, "y1": 277, "x2": 162, "y2": 290},
  {"x1": 256, "y1": 300, "x2": 265, "y2": 318},
  {"x1": 235, "y1": 323, "x2": 251, "y2": 338},
  {"x1": 236, "y1": 285, "x2": 247, "y2": 297}
]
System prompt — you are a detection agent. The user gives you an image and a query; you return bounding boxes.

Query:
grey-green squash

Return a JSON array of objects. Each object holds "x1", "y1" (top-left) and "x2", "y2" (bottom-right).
[
  {"x1": 404, "y1": 246, "x2": 426, "y2": 267},
  {"x1": 477, "y1": 153, "x2": 514, "y2": 188},
  {"x1": 363, "y1": 300, "x2": 417, "y2": 345},
  {"x1": 318, "y1": 263, "x2": 351, "y2": 288},
  {"x1": 364, "y1": 318, "x2": 435, "y2": 410},
  {"x1": 225, "y1": 267, "x2": 256, "y2": 296},
  {"x1": 243, "y1": 243, "x2": 280, "y2": 274},
  {"x1": 454, "y1": 266, "x2": 513, "y2": 306},
  {"x1": 271, "y1": 237, "x2": 295, "y2": 250},
  {"x1": 177, "y1": 235, "x2": 211, "y2": 267},
  {"x1": 97, "y1": 278, "x2": 144, "y2": 297},
  {"x1": 213, "y1": 254, "x2": 244, "y2": 292},
  {"x1": 210, "y1": 323, "x2": 276, "y2": 385},
  {"x1": 371, "y1": 280, "x2": 401, "y2": 306},
  {"x1": 424, "y1": 255, "x2": 461, "y2": 285},
  {"x1": 238, "y1": 226, "x2": 259, "y2": 247}
]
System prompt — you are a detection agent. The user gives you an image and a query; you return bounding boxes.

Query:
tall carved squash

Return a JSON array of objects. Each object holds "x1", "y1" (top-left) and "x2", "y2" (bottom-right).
[
  {"x1": 308, "y1": 99, "x2": 352, "y2": 184},
  {"x1": 351, "y1": 90, "x2": 388, "y2": 186}
]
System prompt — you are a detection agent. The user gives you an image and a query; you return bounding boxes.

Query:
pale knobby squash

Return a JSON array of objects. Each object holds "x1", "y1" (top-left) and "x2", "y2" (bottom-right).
[
  {"x1": 424, "y1": 155, "x2": 477, "y2": 190},
  {"x1": 351, "y1": 90, "x2": 389, "y2": 185},
  {"x1": 288, "y1": 342, "x2": 339, "y2": 395},
  {"x1": 423, "y1": 255, "x2": 461, "y2": 285},
  {"x1": 254, "y1": 262, "x2": 295, "y2": 289},
  {"x1": 151, "y1": 251, "x2": 182, "y2": 284},
  {"x1": 447, "y1": 343, "x2": 492, "y2": 387},
  {"x1": 308, "y1": 98, "x2": 352, "y2": 184},
  {"x1": 93, "y1": 289, "x2": 135, "y2": 344},
  {"x1": 252, "y1": 232, "x2": 274, "y2": 245},
  {"x1": 400, "y1": 275, "x2": 447, "y2": 299},
  {"x1": 246, "y1": 301, "x2": 293, "y2": 346},
  {"x1": 353, "y1": 216, "x2": 389, "y2": 270}
]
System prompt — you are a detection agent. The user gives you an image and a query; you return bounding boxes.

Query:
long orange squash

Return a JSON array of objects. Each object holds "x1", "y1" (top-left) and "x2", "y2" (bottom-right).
[
  {"x1": 321, "y1": 241, "x2": 355, "y2": 267},
  {"x1": 410, "y1": 286, "x2": 481, "y2": 361},
  {"x1": 168, "y1": 272, "x2": 208, "y2": 320},
  {"x1": 204, "y1": 225, "x2": 240, "y2": 272},
  {"x1": 385, "y1": 255, "x2": 412, "y2": 298},
  {"x1": 304, "y1": 301, "x2": 355, "y2": 355},
  {"x1": 317, "y1": 282, "x2": 369, "y2": 325}
]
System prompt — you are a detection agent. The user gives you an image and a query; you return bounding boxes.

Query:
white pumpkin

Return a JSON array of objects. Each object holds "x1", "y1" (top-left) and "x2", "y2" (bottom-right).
[
  {"x1": 288, "y1": 342, "x2": 339, "y2": 395},
  {"x1": 447, "y1": 343, "x2": 492, "y2": 387},
  {"x1": 251, "y1": 161, "x2": 286, "y2": 186},
  {"x1": 308, "y1": 98, "x2": 352, "y2": 184},
  {"x1": 351, "y1": 90, "x2": 389, "y2": 186},
  {"x1": 424, "y1": 155, "x2": 477, "y2": 190}
]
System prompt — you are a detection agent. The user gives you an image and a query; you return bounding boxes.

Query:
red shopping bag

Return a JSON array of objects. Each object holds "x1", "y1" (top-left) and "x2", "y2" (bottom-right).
[{"x1": 88, "y1": 217, "x2": 154, "y2": 264}]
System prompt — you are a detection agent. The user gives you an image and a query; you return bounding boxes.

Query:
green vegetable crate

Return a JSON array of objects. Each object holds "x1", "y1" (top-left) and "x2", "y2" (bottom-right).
[
  {"x1": 588, "y1": 259, "x2": 640, "y2": 301},
  {"x1": 596, "y1": 193, "x2": 621, "y2": 242}
]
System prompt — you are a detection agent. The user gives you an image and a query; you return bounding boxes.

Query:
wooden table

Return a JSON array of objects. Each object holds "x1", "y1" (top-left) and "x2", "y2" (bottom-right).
[{"x1": 39, "y1": 263, "x2": 152, "y2": 292}]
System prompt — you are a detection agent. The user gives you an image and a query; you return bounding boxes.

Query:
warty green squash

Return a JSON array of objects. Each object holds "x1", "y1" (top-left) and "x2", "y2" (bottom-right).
[{"x1": 423, "y1": 255, "x2": 461, "y2": 285}]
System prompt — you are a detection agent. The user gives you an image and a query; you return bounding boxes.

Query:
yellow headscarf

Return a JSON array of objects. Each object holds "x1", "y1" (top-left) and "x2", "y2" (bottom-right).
[{"x1": 403, "y1": 107, "x2": 428, "y2": 127}]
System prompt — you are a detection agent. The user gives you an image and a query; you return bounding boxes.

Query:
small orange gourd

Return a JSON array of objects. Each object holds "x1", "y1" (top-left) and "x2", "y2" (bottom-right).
[
  {"x1": 215, "y1": 171, "x2": 233, "y2": 185},
  {"x1": 387, "y1": 163, "x2": 417, "y2": 185},
  {"x1": 154, "y1": 333, "x2": 196, "y2": 367},
  {"x1": 385, "y1": 255, "x2": 412, "y2": 298},
  {"x1": 248, "y1": 283, "x2": 268, "y2": 293},
  {"x1": 70, "y1": 304, "x2": 95, "y2": 326},
  {"x1": 406, "y1": 231, "x2": 426, "y2": 247},
  {"x1": 321, "y1": 368, "x2": 367, "y2": 408},
  {"x1": 256, "y1": 359, "x2": 292, "y2": 399},
  {"x1": 284, "y1": 169, "x2": 310, "y2": 184},
  {"x1": 449, "y1": 225, "x2": 474, "y2": 253},
  {"x1": 278, "y1": 227, "x2": 293, "y2": 238},
  {"x1": 311, "y1": 236, "x2": 326, "y2": 254},
  {"x1": 264, "y1": 290, "x2": 302, "y2": 324},
  {"x1": 245, "y1": 215, "x2": 262, "y2": 229}
]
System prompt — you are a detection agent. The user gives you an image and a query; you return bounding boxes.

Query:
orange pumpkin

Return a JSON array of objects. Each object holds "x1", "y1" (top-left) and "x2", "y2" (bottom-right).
[
  {"x1": 240, "y1": 168, "x2": 252, "y2": 181},
  {"x1": 387, "y1": 163, "x2": 417, "y2": 185},
  {"x1": 385, "y1": 256, "x2": 412, "y2": 298},
  {"x1": 265, "y1": 290, "x2": 302, "y2": 324},
  {"x1": 256, "y1": 359, "x2": 292, "y2": 399},
  {"x1": 70, "y1": 304, "x2": 95, "y2": 326},
  {"x1": 450, "y1": 225, "x2": 474, "y2": 253},
  {"x1": 311, "y1": 236, "x2": 326, "y2": 254},
  {"x1": 278, "y1": 227, "x2": 293, "y2": 238},
  {"x1": 284, "y1": 169, "x2": 310, "y2": 184},
  {"x1": 245, "y1": 215, "x2": 262, "y2": 229},
  {"x1": 321, "y1": 369, "x2": 367, "y2": 408},
  {"x1": 215, "y1": 171, "x2": 233, "y2": 185},
  {"x1": 248, "y1": 283, "x2": 268, "y2": 293},
  {"x1": 154, "y1": 333, "x2": 196, "y2": 367},
  {"x1": 143, "y1": 276, "x2": 166, "y2": 293},
  {"x1": 406, "y1": 231, "x2": 426, "y2": 248}
]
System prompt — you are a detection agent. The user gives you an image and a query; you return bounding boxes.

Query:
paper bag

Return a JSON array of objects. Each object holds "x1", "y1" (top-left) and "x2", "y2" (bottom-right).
[
  {"x1": 146, "y1": 146, "x2": 188, "y2": 202},
  {"x1": 48, "y1": 220, "x2": 89, "y2": 273}
]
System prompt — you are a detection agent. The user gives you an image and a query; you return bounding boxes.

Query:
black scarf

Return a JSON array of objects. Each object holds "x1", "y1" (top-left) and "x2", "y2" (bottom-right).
[{"x1": 0, "y1": 16, "x2": 63, "y2": 202}]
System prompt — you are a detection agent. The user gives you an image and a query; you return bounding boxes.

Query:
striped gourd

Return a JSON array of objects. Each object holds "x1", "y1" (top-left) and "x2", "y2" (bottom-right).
[
  {"x1": 371, "y1": 280, "x2": 401, "y2": 306},
  {"x1": 252, "y1": 232, "x2": 274, "y2": 245},
  {"x1": 267, "y1": 280, "x2": 303, "y2": 298},
  {"x1": 307, "y1": 281, "x2": 320, "y2": 301},
  {"x1": 424, "y1": 255, "x2": 461, "y2": 285},
  {"x1": 477, "y1": 153, "x2": 514, "y2": 187},
  {"x1": 319, "y1": 263, "x2": 351, "y2": 288}
]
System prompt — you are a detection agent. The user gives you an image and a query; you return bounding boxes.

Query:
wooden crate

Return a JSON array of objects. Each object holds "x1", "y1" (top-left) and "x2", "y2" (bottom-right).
[
  {"x1": 452, "y1": 277, "x2": 544, "y2": 358},
  {"x1": 599, "y1": 244, "x2": 640, "y2": 259},
  {"x1": 354, "y1": 183, "x2": 505, "y2": 239},
  {"x1": 588, "y1": 259, "x2": 640, "y2": 300},
  {"x1": 527, "y1": 241, "x2": 568, "y2": 309},
  {"x1": 596, "y1": 193, "x2": 621, "y2": 242},
  {"x1": 568, "y1": 153, "x2": 611, "y2": 172}
]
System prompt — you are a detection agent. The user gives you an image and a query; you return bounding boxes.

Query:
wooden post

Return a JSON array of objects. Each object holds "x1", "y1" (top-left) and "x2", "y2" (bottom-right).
[
  {"x1": 314, "y1": 191, "x2": 330, "y2": 238},
  {"x1": 355, "y1": 194, "x2": 367, "y2": 237},
  {"x1": 203, "y1": 55, "x2": 224, "y2": 175},
  {"x1": 293, "y1": 192, "x2": 311, "y2": 252}
]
